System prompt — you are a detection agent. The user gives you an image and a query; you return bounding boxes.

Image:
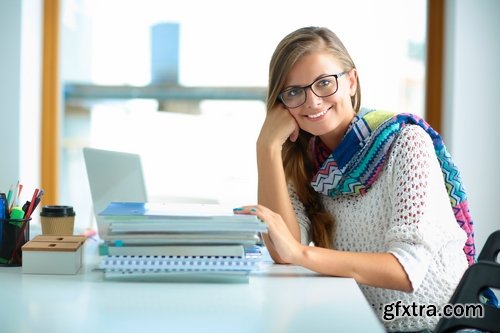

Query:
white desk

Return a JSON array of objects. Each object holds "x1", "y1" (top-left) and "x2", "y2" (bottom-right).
[{"x1": 0, "y1": 240, "x2": 386, "y2": 333}]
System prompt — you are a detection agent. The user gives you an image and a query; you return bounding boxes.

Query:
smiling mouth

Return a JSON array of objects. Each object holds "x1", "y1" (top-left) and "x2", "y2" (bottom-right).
[{"x1": 307, "y1": 108, "x2": 329, "y2": 119}]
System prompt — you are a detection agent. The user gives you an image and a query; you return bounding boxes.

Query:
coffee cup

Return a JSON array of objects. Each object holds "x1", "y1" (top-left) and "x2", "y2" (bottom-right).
[{"x1": 40, "y1": 206, "x2": 76, "y2": 235}]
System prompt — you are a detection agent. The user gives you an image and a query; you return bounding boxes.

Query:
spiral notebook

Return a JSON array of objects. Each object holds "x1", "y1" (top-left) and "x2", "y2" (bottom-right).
[
  {"x1": 103, "y1": 269, "x2": 251, "y2": 283},
  {"x1": 99, "y1": 254, "x2": 262, "y2": 283}
]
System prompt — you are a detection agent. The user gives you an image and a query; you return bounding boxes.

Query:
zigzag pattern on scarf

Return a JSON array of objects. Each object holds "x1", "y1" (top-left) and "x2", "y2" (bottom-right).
[
  {"x1": 311, "y1": 110, "x2": 476, "y2": 265},
  {"x1": 343, "y1": 123, "x2": 399, "y2": 193},
  {"x1": 313, "y1": 119, "x2": 400, "y2": 196},
  {"x1": 453, "y1": 201, "x2": 475, "y2": 266},
  {"x1": 310, "y1": 161, "x2": 342, "y2": 194},
  {"x1": 437, "y1": 148, "x2": 467, "y2": 206}
]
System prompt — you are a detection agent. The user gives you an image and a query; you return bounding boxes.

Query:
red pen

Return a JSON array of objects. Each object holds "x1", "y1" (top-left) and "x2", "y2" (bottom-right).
[{"x1": 25, "y1": 188, "x2": 39, "y2": 219}]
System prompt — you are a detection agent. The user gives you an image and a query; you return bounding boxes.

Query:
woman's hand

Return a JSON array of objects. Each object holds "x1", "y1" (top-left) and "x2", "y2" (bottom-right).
[
  {"x1": 234, "y1": 205, "x2": 304, "y2": 264},
  {"x1": 257, "y1": 104, "x2": 300, "y2": 151}
]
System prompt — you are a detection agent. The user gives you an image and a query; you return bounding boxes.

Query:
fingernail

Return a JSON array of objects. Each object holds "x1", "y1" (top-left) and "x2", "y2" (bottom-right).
[
  {"x1": 250, "y1": 208, "x2": 257, "y2": 213},
  {"x1": 233, "y1": 207, "x2": 243, "y2": 211}
]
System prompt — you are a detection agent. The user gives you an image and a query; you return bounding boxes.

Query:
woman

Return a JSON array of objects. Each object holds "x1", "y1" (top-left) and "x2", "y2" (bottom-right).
[{"x1": 234, "y1": 27, "x2": 474, "y2": 332}]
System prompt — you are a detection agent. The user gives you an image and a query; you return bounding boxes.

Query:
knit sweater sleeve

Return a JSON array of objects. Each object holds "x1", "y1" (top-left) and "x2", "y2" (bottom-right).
[
  {"x1": 288, "y1": 184, "x2": 313, "y2": 246},
  {"x1": 384, "y1": 125, "x2": 466, "y2": 291}
]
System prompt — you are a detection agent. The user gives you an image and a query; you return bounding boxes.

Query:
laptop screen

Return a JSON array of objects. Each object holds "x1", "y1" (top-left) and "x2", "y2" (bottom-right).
[{"x1": 83, "y1": 147, "x2": 148, "y2": 218}]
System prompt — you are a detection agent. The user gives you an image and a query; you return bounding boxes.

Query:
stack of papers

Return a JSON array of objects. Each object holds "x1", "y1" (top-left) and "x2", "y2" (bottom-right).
[{"x1": 97, "y1": 202, "x2": 267, "y2": 283}]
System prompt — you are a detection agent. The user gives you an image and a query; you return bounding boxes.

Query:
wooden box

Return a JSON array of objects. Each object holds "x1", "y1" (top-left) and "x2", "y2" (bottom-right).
[{"x1": 22, "y1": 235, "x2": 86, "y2": 274}]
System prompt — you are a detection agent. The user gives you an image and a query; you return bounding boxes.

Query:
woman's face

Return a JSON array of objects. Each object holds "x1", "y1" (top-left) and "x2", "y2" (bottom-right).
[{"x1": 282, "y1": 52, "x2": 357, "y2": 148}]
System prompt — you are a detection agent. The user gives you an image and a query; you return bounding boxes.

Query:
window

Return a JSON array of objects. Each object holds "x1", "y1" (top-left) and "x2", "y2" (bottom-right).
[{"x1": 61, "y1": 0, "x2": 427, "y2": 230}]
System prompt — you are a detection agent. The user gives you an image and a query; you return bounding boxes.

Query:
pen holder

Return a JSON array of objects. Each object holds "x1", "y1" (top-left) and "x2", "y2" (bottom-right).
[{"x1": 0, "y1": 218, "x2": 31, "y2": 266}]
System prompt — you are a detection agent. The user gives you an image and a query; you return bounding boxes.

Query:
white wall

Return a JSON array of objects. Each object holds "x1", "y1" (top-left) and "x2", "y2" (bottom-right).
[
  {"x1": 443, "y1": 0, "x2": 500, "y2": 254},
  {"x1": 19, "y1": 0, "x2": 43, "y2": 196},
  {"x1": 0, "y1": 0, "x2": 23, "y2": 190},
  {"x1": 0, "y1": 0, "x2": 42, "y2": 220}
]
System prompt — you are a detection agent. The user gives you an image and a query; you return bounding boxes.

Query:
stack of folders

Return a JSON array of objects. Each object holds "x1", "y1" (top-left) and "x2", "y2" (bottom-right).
[{"x1": 97, "y1": 202, "x2": 267, "y2": 283}]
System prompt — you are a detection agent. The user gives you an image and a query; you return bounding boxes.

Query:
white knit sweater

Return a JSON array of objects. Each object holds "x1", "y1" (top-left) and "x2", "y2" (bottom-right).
[{"x1": 291, "y1": 125, "x2": 469, "y2": 332}]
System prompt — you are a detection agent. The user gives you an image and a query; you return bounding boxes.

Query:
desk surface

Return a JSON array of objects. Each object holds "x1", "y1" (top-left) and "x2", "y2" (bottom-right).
[{"x1": 0, "y1": 240, "x2": 385, "y2": 333}]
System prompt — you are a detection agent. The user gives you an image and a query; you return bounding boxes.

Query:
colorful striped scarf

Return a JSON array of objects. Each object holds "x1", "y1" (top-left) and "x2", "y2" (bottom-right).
[{"x1": 310, "y1": 109, "x2": 476, "y2": 266}]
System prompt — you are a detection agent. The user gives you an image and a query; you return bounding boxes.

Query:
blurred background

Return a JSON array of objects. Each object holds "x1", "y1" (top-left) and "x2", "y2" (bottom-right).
[
  {"x1": 60, "y1": 0, "x2": 427, "y2": 228},
  {"x1": 1, "y1": 0, "x2": 499, "y2": 253}
]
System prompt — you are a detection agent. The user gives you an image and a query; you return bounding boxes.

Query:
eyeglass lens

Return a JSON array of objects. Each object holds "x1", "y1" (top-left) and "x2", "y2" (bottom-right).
[{"x1": 280, "y1": 74, "x2": 341, "y2": 108}]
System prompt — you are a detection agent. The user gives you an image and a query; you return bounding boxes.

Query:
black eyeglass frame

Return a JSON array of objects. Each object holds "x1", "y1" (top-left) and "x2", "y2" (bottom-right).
[{"x1": 278, "y1": 71, "x2": 347, "y2": 109}]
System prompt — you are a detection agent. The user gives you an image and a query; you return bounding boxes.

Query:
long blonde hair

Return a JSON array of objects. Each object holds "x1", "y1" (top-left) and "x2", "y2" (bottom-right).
[{"x1": 266, "y1": 27, "x2": 362, "y2": 248}]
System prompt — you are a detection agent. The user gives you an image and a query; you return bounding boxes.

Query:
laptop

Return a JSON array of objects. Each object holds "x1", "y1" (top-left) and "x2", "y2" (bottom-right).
[{"x1": 83, "y1": 147, "x2": 148, "y2": 238}]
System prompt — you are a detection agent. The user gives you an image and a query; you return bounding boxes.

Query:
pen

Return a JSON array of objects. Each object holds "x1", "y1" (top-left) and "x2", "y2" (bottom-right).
[
  {"x1": 0, "y1": 193, "x2": 8, "y2": 218},
  {"x1": 9, "y1": 181, "x2": 19, "y2": 212},
  {"x1": 17, "y1": 183, "x2": 23, "y2": 204},
  {"x1": 6, "y1": 185, "x2": 13, "y2": 209},
  {"x1": 22, "y1": 200, "x2": 30, "y2": 213},
  {"x1": 34, "y1": 189, "x2": 44, "y2": 210},
  {"x1": 25, "y1": 188, "x2": 39, "y2": 219},
  {"x1": 0, "y1": 193, "x2": 7, "y2": 241}
]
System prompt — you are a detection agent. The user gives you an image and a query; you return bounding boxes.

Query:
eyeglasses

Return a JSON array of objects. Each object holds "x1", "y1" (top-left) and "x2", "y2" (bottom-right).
[{"x1": 278, "y1": 72, "x2": 346, "y2": 109}]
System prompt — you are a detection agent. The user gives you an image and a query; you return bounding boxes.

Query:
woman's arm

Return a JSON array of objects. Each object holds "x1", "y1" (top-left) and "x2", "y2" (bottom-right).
[
  {"x1": 256, "y1": 105, "x2": 300, "y2": 263},
  {"x1": 235, "y1": 205, "x2": 413, "y2": 292},
  {"x1": 296, "y1": 246, "x2": 413, "y2": 292},
  {"x1": 257, "y1": 144, "x2": 300, "y2": 262}
]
